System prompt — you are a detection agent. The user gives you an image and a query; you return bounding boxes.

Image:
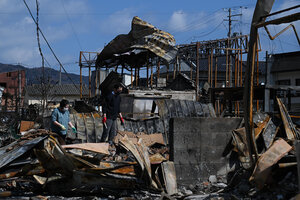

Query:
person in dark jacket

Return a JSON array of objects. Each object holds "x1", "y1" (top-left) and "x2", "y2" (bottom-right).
[{"x1": 100, "y1": 83, "x2": 124, "y2": 145}]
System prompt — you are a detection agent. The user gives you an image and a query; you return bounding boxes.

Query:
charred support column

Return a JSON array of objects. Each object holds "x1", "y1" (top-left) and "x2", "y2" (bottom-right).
[
  {"x1": 98, "y1": 68, "x2": 101, "y2": 95},
  {"x1": 89, "y1": 65, "x2": 91, "y2": 98},
  {"x1": 215, "y1": 57, "x2": 218, "y2": 87},
  {"x1": 166, "y1": 63, "x2": 169, "y2": 83},
  {"x1": 150, "y1": 65, "x2": 153, "y2": 88},
  {"x1": 157, "y1": 60, "x2": 160, "y2": 88},
  {"x1": 146, "y1": 58, "x2": 149, "y2": 88},
  {"x1": 79, "y1": 51, "x2": 82, "y2": 99},
  {"x1": 135, "y1": 67, "x2": 138, "y2": 87},
  {"x1": 244, "y1": 0, "x2": 274, "y2": 168},
  {"x1": 131, "y1": 69, "x2": 133, "y2": 88},
  {"x1": 95, "y1": 67, "x2": 98, "y2": 96},
  {"x1": 196, "y1": 42, "x2": 200, "y2": 101}
]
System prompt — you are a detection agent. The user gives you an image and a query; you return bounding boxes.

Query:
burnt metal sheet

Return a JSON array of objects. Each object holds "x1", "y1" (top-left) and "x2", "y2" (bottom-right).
[
  {"x1": 161, "y1": 161, "x2": 177, "y2": 195},
  {"x1": 123, "y1": 117, "x2": 164, "y2": 134},
  {"x1": 277, "y1": 97, "x2": 300, "y2": 140},
  {"x1": 262, "y1": 118, "x2": 277, "y2": 149},
  {"x1": 96, "y1": 16, "x2": 177, "y2": 68},
  {"x1": 250, "y1": 138, "x2": 292, "y2": 189},
  {"x1": 155, "y1": 99, "x2": 216, "y2": 119},
  {"x1": 0, "y1": 136, "x2": 47, "y2": 170}
]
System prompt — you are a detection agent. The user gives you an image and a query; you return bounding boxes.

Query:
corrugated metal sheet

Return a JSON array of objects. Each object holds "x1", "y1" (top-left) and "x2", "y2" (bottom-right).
[
  {"x1": 96, "y1": 16, "x2": 177, "y2": 68},
  {"x1": 154, "y1": 99, "x2": 216, "y2": 118}
]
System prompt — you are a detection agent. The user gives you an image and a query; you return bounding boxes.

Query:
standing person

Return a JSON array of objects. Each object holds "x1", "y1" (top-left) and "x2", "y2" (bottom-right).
[
  {"x1": 101, "y1": 83, "x2": 124, "y2": 145},
  {"x1": 51, "y1": 99, "x2": 77, "y2": 142}
]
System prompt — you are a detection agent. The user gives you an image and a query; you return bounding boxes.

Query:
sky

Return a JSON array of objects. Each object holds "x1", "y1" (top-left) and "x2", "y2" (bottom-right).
[{"x1": 0, "y1": 0, "x2": 299, "y2": 76}]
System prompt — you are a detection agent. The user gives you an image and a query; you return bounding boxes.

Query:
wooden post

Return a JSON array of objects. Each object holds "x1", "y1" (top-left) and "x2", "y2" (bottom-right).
[
  {"x1": 240, "y1": 50, "x2": 243, "y2": 86},
  {"x1": 211, "y1": 49, "x2": 213, "y2": 87},
  {"x1": 166, "y1": 63, "x2": 169, "y2": 82},
  {"x1": 196, "y1": 42, "x2": 200, "y2": 101},
  {"x1": 98, "y1": 69, "x2": 101, "y2": 95},
  {"x1": 150, "y1": 65, "x2": 153, "y2": 88},
  {"x1": 226, "y1": 49, "x2": 228, "y2": 87},
  {"x1": 131, "y1": 69, "x2": 133, "y2": 88},
  {"x1": 256, "y1": 43, "x2": 259, "y2": 111},
  {"x1": 215, "y1": 57, "x2": 218, "y2": 87},
  {"x1": 95, "y1": 68, "x2": 98, "y2": 96},
  {"x1": 173, "y1": 58, "x2": 176, "y2": 80},
  {"x1": 146, "y1": 59, "x2": 149, "y2": 88},
  {"x1": 80, "y1": 65, "x2": 82, "y2": 99},
  {"x1": 208, "y1": 50, "x2": 210, "y2": 85},
  {"x1": 135, "y1": 67, "x2": 138, "y2": 87},
  {"x1": 89, "y1": 65, "x2": 91, "y2": 98}
]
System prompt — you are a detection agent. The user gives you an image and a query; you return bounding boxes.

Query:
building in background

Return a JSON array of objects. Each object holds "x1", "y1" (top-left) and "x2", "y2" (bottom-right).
[
  {"x1": 24, "y1": 84, "x2": 89, "y2": 106},
  {"x1": 0, "y1": 70, "x2": 26, "y2": 111}
]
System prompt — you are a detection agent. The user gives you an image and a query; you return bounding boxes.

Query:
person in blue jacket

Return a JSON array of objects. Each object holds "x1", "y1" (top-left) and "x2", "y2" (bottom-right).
[{"x1": 51, "y1": 99, "x2": 77, "y2": 141}]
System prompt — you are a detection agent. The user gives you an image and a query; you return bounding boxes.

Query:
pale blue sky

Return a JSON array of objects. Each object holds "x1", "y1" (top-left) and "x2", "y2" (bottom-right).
[{"x1": 0, "y1": 0, "x2": 299, "y2": 76}]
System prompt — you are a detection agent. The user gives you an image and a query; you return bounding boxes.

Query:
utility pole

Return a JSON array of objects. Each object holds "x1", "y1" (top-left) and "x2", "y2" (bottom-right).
[
  {"x1": 224, "y1": 7, "x2": 242, "y2": 38},
  {"x1": 228, "y1": 8, "x2": 232, "y2": 38}
]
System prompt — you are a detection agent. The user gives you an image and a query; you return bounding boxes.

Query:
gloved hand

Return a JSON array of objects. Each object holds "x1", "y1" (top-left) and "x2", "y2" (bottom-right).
[
  {"x1": 120, "y1": 117, "x2": 125, "y2": 126},
  {"x1": 72, "y1": 126, "x2": 77, "y2": 134},
  {"x1": 59, "y1": 124, "x2": 66, "y2": 130},
  {"x1": 102, "y1": 116, "x2": 107, "y2": 124}
]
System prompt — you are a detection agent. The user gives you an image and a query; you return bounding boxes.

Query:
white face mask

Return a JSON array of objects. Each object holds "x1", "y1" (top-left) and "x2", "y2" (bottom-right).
[{"x1": 63, "y1": 107, "x2": 69, "y2": 111}]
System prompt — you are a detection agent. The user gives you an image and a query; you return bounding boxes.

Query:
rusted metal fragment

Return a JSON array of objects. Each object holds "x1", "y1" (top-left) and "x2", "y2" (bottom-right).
[
  {"x1": 250, "y1": 138, "x2": 292, "y2": 189},
  {"x1": 19, "y1": 121, "x2": 35, "y2": 132},
  {"x1": 0, "y1": 167, "x2": 45, "y2": 180},
  {"x1": 277, "y1": 97, "x2": 299, "y2": 140},
  {"x1": 254, "y1": 115, "x2": 270, "y2": 139},
  {"x1": 161, "y1": 161, "x2": 177, "y2": 195},
  {"x1": 84, "y1": 162, "x2": 136, "y2": 176},
  {"x1": 232, "y1": 128, "x2": 251, "y2": 169},
  {"x1": 120, "y1": 135, "x2": 145, "y2": 172},
  {"x1": 262, "y1": 118, "x2": 278, "y2": 149},
  {"x1": 119, "y1": 135, "x2": 158, "y2": 188},
  {"x1": 62, "y1": 143, "x2": 109, "y2": 155},
  {"x1": 150, "y1": 153, "x2": 166, "y2": 164}
]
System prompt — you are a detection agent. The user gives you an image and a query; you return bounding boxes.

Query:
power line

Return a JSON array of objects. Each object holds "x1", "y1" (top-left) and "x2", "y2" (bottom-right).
[
  {"x1": 61, "y1": 0, "x2": 83, "y2": 50},
  {"x1": 22, "y1": 0, "x2": 80, "y2": 91}
]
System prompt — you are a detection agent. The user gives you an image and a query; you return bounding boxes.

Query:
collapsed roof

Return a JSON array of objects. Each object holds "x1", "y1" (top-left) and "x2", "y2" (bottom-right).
[{"x1": 96, "y1": 16, "x2": 177, "y2": 68}]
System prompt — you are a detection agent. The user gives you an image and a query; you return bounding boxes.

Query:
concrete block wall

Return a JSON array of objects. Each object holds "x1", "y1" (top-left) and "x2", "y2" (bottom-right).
[{"x1": 169, "y1": 117, "x2": 242, "y2": 186}]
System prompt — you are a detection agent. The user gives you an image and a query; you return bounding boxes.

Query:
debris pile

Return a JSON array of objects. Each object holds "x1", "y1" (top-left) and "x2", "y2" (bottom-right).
[
  {"x1": 0, "y1": 129, "x2": 175, "y2": 198},
  {"x1": 185, "y1": 97, "x2": 299, "y2": 199}
]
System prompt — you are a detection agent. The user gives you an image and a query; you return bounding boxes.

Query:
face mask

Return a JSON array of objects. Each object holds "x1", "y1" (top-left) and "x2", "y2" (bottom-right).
[{"x1": 63, "y1": 107, "x2": 69, "y2": 111}]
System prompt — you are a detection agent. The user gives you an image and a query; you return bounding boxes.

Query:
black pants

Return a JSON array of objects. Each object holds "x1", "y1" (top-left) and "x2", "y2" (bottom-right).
[{"x1": 100, "y1": 119, "x2": 116, "y2": 144}]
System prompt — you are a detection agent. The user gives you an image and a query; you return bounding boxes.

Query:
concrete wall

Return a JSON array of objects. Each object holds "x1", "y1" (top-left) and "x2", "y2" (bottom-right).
[{"x1": 169, "y1": 117, "x2": 242, "y2": 186}]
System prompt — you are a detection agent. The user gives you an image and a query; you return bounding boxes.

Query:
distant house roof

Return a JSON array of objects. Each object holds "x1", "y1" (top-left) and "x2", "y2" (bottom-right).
[
  {"x1": 158, "y1": 56, "x2": 266, "y2": 74},
  {"x1": 25, "y1": 84, "x2": 88, "y2": 96},
  {"x1": 271, "y1": 51, "x2": 300, "y2": 73}
]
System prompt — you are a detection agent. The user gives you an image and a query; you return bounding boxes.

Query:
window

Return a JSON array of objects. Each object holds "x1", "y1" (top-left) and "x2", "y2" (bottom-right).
[
  {"x1": 296, "y1": 79, "x2": 300, "y2": 86},
  {"x1": 276, "y1": 79, "x2": 290, "y2": 86},
  {"x1": 0, "y1": 83, "x2": 6, "y2": 88},
  {"x1": 6, "y1": 72, "x2": 11, "y2": 77}
]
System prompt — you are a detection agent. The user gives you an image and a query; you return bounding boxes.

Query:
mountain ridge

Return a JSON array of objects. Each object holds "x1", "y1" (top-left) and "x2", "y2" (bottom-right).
[{"x1": 0, "y1": 63, "x2": 89, "y2": 85}]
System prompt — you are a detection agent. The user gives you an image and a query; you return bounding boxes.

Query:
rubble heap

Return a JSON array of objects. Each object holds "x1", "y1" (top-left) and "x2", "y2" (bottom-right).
[{"x1": 0, "y1": 129, "x2": 175, "y2": 199}]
